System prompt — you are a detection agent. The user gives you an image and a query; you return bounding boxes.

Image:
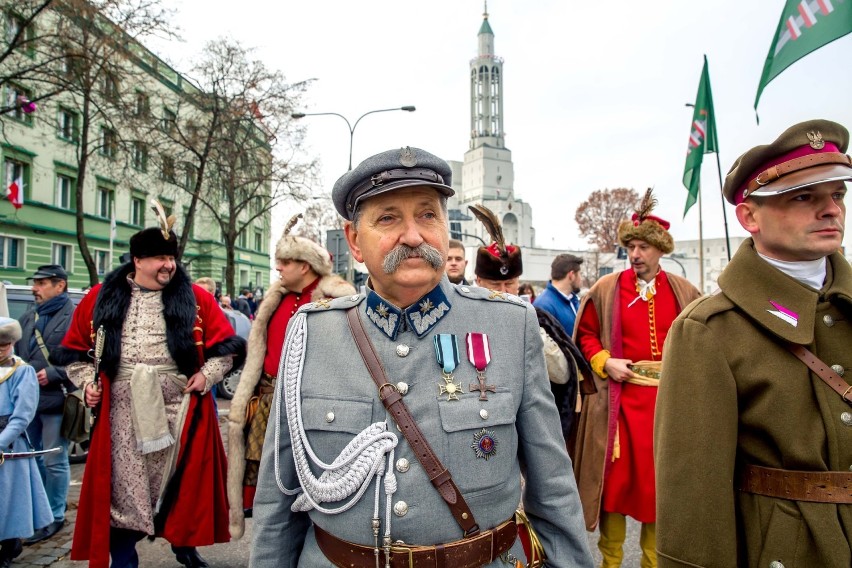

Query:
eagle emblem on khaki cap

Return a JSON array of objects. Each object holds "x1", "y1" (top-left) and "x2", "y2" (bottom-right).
[{"x1": 807, "y1": 130, "x2": 825, "y2": 150}]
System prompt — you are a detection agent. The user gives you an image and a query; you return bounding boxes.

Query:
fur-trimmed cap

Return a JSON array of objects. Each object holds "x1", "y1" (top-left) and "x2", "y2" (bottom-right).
[
  {"x1": 130, "y1": 200, "x2": 179, "y2": 259},
  {"x1": 618, "y1": 189, "x2": 674, "y2": 254},
  {"x1": 275, "y1": 214, "x2": 332, "y2": 276},
  {"x1": 0, "y1": 316, "x2": 22, "y2": 344},
  {"x1": 469, "y1": 204, "x2": 523, "y2": 280}
]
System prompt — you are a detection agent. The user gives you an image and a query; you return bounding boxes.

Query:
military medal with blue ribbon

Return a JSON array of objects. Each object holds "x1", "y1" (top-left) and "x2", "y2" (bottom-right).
[{"x1": 434, "y1": 334, "x2": 463, "y2": 401}]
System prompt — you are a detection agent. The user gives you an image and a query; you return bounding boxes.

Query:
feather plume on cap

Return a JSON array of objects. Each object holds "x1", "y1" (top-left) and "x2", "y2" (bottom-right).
[
  {"x1": 150, "y1": 199, "x2": 176, "y2": 240},
  {"x1": 283, "y1": 213, "x2": 302, "y2": 237},
  {"x1": 635, "y1": 188, "x2": 657, "y2": 223},
  {"x1": 468, "y1": 204, "x2": 507, "y2": 258}
]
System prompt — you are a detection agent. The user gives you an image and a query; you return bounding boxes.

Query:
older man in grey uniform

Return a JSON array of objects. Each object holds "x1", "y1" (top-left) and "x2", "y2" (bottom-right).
[{"x1": 251, "y1": 147, "x2": 592, "y2": 567}]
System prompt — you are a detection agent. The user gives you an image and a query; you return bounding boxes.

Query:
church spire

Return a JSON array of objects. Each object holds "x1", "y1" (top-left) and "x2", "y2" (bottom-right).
[{"x1": 470, "y1": 2, "x2": 503, "y2": 149}]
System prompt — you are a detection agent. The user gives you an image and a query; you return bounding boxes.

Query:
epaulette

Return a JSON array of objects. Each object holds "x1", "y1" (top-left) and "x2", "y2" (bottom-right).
[
  {"x1": 452, "y1": 284, "x2": 528, "y2": 307},
  {"x1": 678, "y1": 291, "x2": 735, "y2": 324},
  {"x1": 297, "y1": 293, "x2": 365, "y2": 314}
]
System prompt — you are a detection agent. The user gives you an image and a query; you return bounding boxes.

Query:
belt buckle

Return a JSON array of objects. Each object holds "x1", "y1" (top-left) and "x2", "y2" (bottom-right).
[{"x1": 389, "y1": 543, "x2": 414, "y2": 568}]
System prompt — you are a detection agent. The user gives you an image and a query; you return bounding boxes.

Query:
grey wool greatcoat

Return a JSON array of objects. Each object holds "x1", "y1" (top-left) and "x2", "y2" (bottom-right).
[
  {"x1": 656, "y1": 238, "x2": 852, "y2": 568},
  {"x1": 250, "y1": 277, "x2": 593, "y2": 567}
]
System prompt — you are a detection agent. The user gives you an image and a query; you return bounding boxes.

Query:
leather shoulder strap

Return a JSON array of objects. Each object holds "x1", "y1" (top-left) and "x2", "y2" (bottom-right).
[
  {"x1": 786, "y1": 343, "x2": 852, "y2": 405},
  {"x1": 345, "y1": 307, "x2": 480, "y2": 537}
]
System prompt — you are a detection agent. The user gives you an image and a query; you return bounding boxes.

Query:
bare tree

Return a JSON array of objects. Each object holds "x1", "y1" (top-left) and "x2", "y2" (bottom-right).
[
  {"x1": 575, "y1": 187, "x2": 639, "y2": 252},
  {"x1": 0, "y1": 0, "x2": 178, "y2": 284},
  {"x1": 0, "y1": 0, "x2": 63, "y2": 118},
  {"x1": 158, "y1": 38, "x2": 318, "y2": 295}
]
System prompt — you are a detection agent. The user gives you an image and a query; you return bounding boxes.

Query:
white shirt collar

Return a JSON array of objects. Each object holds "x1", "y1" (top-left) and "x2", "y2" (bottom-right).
[{"x1": 757, "y1": 253, "x2": 826, "y2": 290}]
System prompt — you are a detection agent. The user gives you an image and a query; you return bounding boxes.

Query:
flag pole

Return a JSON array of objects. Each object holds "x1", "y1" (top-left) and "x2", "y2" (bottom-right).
[
  {"x1": 698, "y1": 178, "x2": 704, "y2": 293},
  {"x1": 109, "y1": 201, "x2": 115, "y2": 268},
  {"x1": 714, "y1": 150, "x2": 732, "y2": 261}
]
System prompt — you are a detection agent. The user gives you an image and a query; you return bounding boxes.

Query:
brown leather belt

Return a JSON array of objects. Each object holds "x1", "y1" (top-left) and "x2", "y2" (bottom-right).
[
  {"x1": 737, "y1": 464, "x2": 852, "y2": 504},
  {"x1": 314, "y1": 518, "x2": 517, "y2": 568}
]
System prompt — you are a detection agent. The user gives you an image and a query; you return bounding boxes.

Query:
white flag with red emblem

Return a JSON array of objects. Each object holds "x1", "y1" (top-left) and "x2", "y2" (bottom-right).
[{"x1": 6, "y1": 176, "x2": 23, "y2": 209}]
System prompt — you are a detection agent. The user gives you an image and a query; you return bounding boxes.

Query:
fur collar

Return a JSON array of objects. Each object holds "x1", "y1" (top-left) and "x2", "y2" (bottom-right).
[{"x1": 93, "y1": 262, "x2": 199, "y2": 378}]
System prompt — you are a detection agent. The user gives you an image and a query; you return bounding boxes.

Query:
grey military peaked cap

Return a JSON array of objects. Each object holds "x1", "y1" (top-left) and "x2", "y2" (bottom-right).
[{"x1": 332, "y1": 146, "x2": 455, "y2": 220}]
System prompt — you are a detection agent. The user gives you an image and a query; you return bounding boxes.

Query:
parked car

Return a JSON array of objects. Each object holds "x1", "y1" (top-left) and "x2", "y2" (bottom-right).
[{"x1": 4, "y1": 283, "x2": 90, "y2": 463}]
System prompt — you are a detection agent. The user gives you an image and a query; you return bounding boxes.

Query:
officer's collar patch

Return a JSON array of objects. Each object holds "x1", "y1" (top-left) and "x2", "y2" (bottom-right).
[{"x1": 365, "y1": 284, "x2": 451, "y2": 340}]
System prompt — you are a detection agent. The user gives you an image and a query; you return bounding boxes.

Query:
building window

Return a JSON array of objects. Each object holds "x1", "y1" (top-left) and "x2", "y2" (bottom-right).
[
  {"x1": 240, "y1": 269, "x2": 249, "y2": 288},
  {"x1": 161, "y1": 107, "x2": 176, "y2": 134},
  {"x1": 96, "y1": 186, "x2": 113, "y2": 218},
  {"x1": 51, "y1": 243, "x2": 72, "y2": 269},
  {"x1": 255, "y1": 271, "x2": 262, "y2": 289},
  {"x1": 161, "y1": 155, "x2": 175, "y2": 183},
  {"x1": 0, "y1": 235, "x2": 22, "y2": 268},
  {"x1": 55, "y1": 174, "x2": 73, "y2": 209},
  {"x1": 57, "y1": 107, "x2": 78, "y2": 141},
  {"x1": 4, "y1": 158, "x2": 27, "y2": 201},
  {"x1": 99, "y1": 126, "x2": 117, "y2": 158},
  {"x1": 132, "y1": 141, "x2": 147, "y2": 171},
  {"x1": 100, "y1": 72, "x2": 119, "y2": 101},
  {"x1": 94, "y1": 250, "x2": 109, "y2": 275},
  {"x1": 183, "y1": 164, "x2": 196, "y2": 189},
  {"x1": 134, "y1": 91, "x2": 149, "y2": 118},
  {"x1": 450, "y1": 221, "x2": 462, "y2": 240},
  {"x1": 254, "y1": 230, "x2": 263, "y2": 252},
  {"x1": 4, "y1": 83, "x2": 33, "y2": 123},
  {"x1": 238, "y1": 231, "x2": 247, "y2": 248},
  {"x1": 130, "y1": 195, "x2": 144, "y2": 226}
]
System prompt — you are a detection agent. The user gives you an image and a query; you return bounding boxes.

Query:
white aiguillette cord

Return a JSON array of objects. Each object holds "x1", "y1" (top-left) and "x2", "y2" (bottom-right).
[{"x1": 272, "y1": 312, "x2": 399, "y2": 552}]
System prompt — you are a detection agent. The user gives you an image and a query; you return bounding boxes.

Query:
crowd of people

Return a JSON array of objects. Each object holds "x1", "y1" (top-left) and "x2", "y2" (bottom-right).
[{"x1": 0, "y1": 118, "x2": 850, "y2": 568}]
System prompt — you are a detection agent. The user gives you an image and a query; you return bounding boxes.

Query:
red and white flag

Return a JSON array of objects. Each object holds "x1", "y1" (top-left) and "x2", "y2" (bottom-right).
[{"x1": 6, "y1": 176, "x2": 23, "y2": 209}]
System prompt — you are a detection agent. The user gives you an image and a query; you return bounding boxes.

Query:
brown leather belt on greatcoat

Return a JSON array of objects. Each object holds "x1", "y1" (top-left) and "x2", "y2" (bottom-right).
[
  {"x1": 737, "y1": 464, "x2": 852, "y2": 504},
  {"x1": 314, "y1": 517, "x2": 518, "y2": 568}
]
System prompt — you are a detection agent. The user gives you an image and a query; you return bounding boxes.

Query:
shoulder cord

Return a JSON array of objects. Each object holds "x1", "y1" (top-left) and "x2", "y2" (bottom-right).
[{"x1": 273, "y1": 312, "x2": 399, "y2": 538}]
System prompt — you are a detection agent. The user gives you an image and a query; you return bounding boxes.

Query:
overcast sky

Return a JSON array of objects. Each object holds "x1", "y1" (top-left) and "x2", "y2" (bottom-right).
[{"x1": 152, "y1": 0, "x2": 851, "y2": 251}]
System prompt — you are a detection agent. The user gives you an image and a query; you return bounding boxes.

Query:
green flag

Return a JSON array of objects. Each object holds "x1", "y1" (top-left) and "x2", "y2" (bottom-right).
[
  {"x1": 755, "y1": 0, "x2": 852, "y2": 113},
  {"x1": 683, "y1": 56, "x2": 718, "y2": 217}
]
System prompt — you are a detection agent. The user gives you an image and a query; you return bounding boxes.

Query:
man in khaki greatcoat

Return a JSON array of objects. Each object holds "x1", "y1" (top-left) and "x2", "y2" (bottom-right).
[{"x1": 656, "y1": 119, "x2": 852, "y2": 568}]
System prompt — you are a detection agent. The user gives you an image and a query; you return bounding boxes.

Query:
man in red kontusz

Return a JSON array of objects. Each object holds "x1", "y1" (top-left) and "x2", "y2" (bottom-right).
[{"x1": 573, "y1": 190, "x2": 700, "y2": 568}]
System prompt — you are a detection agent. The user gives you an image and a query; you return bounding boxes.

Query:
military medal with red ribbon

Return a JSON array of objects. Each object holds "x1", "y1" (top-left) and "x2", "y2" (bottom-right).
[{"x1": 466, "y1": 332, "x2": 495, "y2": 401}]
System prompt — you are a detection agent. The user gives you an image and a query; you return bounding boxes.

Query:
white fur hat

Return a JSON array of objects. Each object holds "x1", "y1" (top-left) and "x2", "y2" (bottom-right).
[
  {"x1": 275, "y1": 214, "x2": 333, "y2": 276},
  {"x1": 0, "y1": 317, "x2": 22, "y2": 344}
]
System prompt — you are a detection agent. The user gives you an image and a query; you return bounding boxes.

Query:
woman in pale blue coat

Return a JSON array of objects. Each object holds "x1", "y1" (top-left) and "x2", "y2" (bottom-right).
[{"x1": 0, "y1": 317, "x2": 52, "y2": 567}]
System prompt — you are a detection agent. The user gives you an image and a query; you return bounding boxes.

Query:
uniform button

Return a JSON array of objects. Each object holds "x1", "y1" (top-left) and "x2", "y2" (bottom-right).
[
  {"x1": 841, "y1": 412, "x2": 852, "y2": 426},
  {"x1": 769, "y1": 561, "x2": 785, "y2": 568},
  {"x1": 460, "y1": 286, "x2": 470, "y2": 293},
  {"x1": 831, "y1": 364, "x2": 845, "y2": 377},
  {"x1": 480, "y1": 409, "x2": 489, "y2": 420},
  {"x1": 396, "y1": 382, "x2": 409, "y2": 395},
  {"x1": 823, "y1": 314, "x2": 835, "y2": 327},
  {"x1": 393, "y1": 501, "x2": 408, "y2": 517},
  {"x1": 396, "y1": 344, "x2": 410, "y2": 357},
  {"x1": 395, "y1": 458, "x2": 410, "y2": 473},
  {"x1": 325, "y1": 412, "x2": 335, "y2": 423}
]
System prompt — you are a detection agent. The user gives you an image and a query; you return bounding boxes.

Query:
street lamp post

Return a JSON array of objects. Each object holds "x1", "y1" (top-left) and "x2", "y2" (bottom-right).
[{"x1": 291, "y1": 105, "x2": 416, "y2": 170}]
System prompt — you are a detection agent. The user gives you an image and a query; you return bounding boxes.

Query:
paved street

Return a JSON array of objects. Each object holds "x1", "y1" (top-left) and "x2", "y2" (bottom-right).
[{"x1": 14, "y1": 398, "x2": 643, "y2": 567}]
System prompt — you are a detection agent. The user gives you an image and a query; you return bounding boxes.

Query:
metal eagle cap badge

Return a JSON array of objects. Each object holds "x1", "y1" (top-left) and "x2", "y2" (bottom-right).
[
  {"x1": 807, "y1": 130, "x2": 825, "y2": 150},
  {"x1": 399, "y1": 146, "x2": 417, "y2": 167}
]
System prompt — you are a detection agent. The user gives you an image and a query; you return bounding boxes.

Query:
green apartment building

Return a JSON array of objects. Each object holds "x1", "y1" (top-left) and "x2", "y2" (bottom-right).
[{"x1": 0, "y1": 5, "x2": 271, "y2": 293}]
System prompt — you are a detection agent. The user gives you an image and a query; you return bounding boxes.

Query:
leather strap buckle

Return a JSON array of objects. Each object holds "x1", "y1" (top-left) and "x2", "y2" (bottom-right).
[{"x1": 389, "y1": 545, "x2": 414, "y2": 568}]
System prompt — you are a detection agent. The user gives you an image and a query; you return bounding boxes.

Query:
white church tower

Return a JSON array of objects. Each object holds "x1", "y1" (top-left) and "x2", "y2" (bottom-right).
[{"x1": 448, "y1": 3, "x2": 535, "y2": 249}]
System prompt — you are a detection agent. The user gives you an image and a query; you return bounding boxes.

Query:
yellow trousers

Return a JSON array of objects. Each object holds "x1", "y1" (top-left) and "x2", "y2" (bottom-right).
[{"x1": 598, "y1": 512, "x2": 656, "y2": 568}]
